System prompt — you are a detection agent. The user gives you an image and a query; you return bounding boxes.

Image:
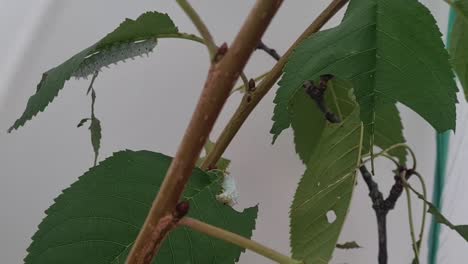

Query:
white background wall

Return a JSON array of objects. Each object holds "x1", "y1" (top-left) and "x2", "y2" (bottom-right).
[{"x1": 0, "y1": 1, "x2": 463, "y2": 263}]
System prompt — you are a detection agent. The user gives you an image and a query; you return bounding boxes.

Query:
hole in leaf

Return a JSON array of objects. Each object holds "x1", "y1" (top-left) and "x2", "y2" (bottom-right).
[{"x1": 327, "y1": 210, "x2": 337, "y2": 224}]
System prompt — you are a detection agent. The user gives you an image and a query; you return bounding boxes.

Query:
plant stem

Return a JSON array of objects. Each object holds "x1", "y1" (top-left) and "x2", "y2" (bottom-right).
[
  {"x1": 176, "y1": 0, "x2": 217, "y2": 57},
  {"x1": 257, "y1": 40, "x2": 281, "y2": 61},
  {"x1": 359, "y1": 165, "x2": 412, "y2": 264},
  {"x1": 179, "y1": 217, "x2": 303, "y2": 264},
  {"x1": 367, "y1": 143, "x2": 417, "y2": 170},
  {"x1": 376, "y1": 213, "x2": 388, "y2": 264},
  {"x1": 125, "y1": 1, "x2": 283, "y2": 263},
  {"x1": 413, "y1": 171, "x2": 428, "y2": 254},
  {"x1": 401, "y1": 171, "x2": 420, "y2": 263},
  {"x1": 176, "y1": 0, "x2": 250, "y2": 106},
  {"x1": 200, "y1": 0, "x2": 350, "y2": 170},
  {"x1": 158, "y1": 33, "x2": 206, "y2": 44}
]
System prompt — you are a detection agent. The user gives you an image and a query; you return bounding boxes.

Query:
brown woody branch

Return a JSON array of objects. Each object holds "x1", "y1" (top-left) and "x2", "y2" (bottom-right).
[{"x1": 125, "y1": 1, "x2": 283, "y2": 263}]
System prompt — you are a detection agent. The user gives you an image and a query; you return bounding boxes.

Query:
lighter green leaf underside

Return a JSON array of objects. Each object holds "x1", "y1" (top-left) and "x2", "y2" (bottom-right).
[
  {"x1": 290, "y1": 79, "x2": 406, "y2": 164},
  {"x1": 272, "y1": 0, "x2": 457, "y2": 155},
  {"x1": 9, "y1": 11, "x2": 200, "y2": 132},
  {"x1": 25, "y1": 150, "x2": 257, "y2": 264},
  {"x1": 290, "y1": 110, "x2": 363, "y2": 263},
  {"x1": 452, "y1": 0, "x2": 468, "y2": 20}
]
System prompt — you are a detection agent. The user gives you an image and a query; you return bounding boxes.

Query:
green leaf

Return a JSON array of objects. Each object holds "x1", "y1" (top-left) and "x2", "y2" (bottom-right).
[
  {"x1": 452, "y1": 0, "x2": 468, "y2": 20},
  {"x1": 76, "y1": 118, "x2": 90, "y2": 128},
  {"x1": 89, "y1": 87, "x2": 101, "y2": 166},
  {"x1": 25, "y1": 150, "x2": 257, "y2": 264},
  {"x1": 272, "y1": 0, "x2": 457, "y2": 154},
  {"x1": 289, "y1": 78, "x2": 406, "y2": 164},
  {"x1": 410, "y1": 187, "x2": 468, "y2": 243},
  {"x1": 9, "y1": 12, "x2": 195, "y2": 132},
  {"x1": 336, "y1": 241, "x2": 362, "y2": 250},
  {"x1": 89, "y1": 117, "x2": 101, "y2": 166},
  {"x1": 290, "y1": 110, "x2": 363, "y2": 263},
  {"x1": 290, "y1": 79, "x2": 354, "y2": 163},
  {"x1": 450, "y1": 3, "x2": 468, "y2": 100}
]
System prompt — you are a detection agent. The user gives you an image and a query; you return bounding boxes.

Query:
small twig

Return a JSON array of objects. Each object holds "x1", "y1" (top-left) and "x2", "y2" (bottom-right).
[
  {"x1": 176, "y1": 0, "x2": 217, "y2": 57},
  {"x1": 201, "y1": 0, "x2": 349, "y2": 170},
  {"x1": 257, "y1": 40, "x2": 281, "y2": 61},
  {"x1": 359, "y1": 165, "x2": 387, "y2": 264},
  {"x1": 125, "y1": 1, "x2": 283, "y2": 263},
  {"x1": 179, "y1": 217, "x2": 303, "y2": 264},
  {"x1": 177, "y1": 0, "x2": 250, "y2": 92}
]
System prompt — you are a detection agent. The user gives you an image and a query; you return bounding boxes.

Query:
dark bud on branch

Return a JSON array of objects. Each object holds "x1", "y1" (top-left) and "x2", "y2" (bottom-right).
[
  {"x1": 248, "y1": 78, "x2": 256, "y2": 91},
  {"x1": 174, "y1": 201, "x2": 190, "y2": 219},
  {"x1": 213, "y1": 43, "x2": 228, "y2": 63}
]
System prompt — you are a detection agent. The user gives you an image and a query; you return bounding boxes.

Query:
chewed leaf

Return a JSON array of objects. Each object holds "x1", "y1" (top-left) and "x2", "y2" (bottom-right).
[
  {"x1": 290, "y1": 110, "x2": 363, "y2": 263},
  {"x1": 9, "y1": 11, "x2": 198, "y2": 132},
  {"x1": 25, "y1": 150, "x2": 258, "y2": 264},
  {"x1": 289, "y1": 78, "x2": 406, "y2": 164},
  {"x1": 272, "y1": 0, "x2": 457, "y2": 159}
]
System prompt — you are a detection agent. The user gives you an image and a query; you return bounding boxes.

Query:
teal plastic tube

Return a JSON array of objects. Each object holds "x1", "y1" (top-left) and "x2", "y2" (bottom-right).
[{"x1": 428, "y1": 8, "x2": 455, "y2": 264}]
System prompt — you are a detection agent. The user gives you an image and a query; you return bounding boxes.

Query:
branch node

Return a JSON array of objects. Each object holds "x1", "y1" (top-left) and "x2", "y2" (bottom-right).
[{"x1": 175, "y1": 201, "x2": 190, "y2": 219}]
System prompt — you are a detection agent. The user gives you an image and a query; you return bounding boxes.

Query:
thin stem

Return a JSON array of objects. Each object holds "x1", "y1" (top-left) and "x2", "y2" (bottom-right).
[
  {"x1": 125, "y1": 1, "x2": 283, "y2": 263},
  {"x1": 401, "y1": 171, "x2": 420, "y2": 263},
  {"x1": 240, "y1": 72, "x2": 250, "y2": 91},
  {"x1": 413, "y1": 171, "x2": 428, "y2": 256},
  {"x1": 257, "y1": 40, "x2": 281, "y2": 61},
  {"x1": 201, "y1": 0, "x2": 350, "y2": 170},
  {"x1": 176, "y1": 0, "x2": 250, "y2": 105},
  {"x1": 157, "y1": 33, "x2": 206, "y2": 44},
  {"x1": 176, "y1": 0, "x2": 217, "y2": 57},
  {"x1": 368, "y1": 143, "x2": 417, "y2": 170},
  {"x1": 179, "y1": 217, "x2": 303, "y2": 264}
]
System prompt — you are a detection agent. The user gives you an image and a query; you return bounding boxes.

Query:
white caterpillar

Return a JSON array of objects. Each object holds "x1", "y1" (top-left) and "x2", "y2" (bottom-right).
[
  {"x1": 216, "y1": 174, "x2": 239, "y2": 206},
  {"x1": 72, "y1": 39, "x2": 158, "y2": 79}
]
